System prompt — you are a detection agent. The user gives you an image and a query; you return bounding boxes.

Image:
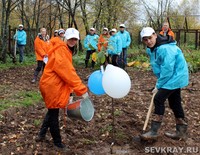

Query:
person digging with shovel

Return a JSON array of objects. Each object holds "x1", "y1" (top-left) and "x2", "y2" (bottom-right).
[{"x1": 140, "y1": 27, "x2": 189, "y2": 141}]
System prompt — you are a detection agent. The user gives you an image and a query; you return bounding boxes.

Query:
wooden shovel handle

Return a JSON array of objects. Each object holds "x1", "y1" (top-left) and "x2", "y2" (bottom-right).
[{"x1": 143, "y1": 93, "x2": 156, "y2": 131}]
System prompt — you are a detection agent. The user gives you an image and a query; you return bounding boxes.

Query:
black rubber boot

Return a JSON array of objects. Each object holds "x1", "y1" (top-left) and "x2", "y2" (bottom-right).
[
  {"x1": 31, "y1": 76, "x2": 37, "y2": 83},
  {"x1": 85, "y1": 60, "x2": 88, "y2": 68},
  {"x1": 165, "y1": 118, "x2": 188, "y2": 140},
  {"x1": 140, "y1": 114, "x2": 163, "y2": 141},
  {"x1": 35, "y1": 113, "x2": 49, "y2": 142},
  {"x1": 31, "y1": 70, "x2": 39, "y2": 83},
  {"x1": 91, "y1": 60, "x2": 95, "y2": 69},
  {"x1": 49, "y1": 117, "x2": 62, "y2": 145},
  {"x1": 140, "y1": 121, "x2": 161, "y2": 140},
  {"x1": 54, "y1": 143, "x2": 71, "y2": 152}
]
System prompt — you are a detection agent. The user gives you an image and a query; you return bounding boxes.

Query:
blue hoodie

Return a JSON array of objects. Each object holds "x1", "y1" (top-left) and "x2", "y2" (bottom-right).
[
  {"x1": 14, "y1": 30, "x2": 27, "y2": 45},
  {"x1": 84, "y1": 34, "x2": 99, "y2": 50},
  {"x1": 117, "y1": 30, "x2": 131, "y2": 48},
  {"x1": 107, "y1": 33, "x2": 122, "y2": 55},
  {"x1": 147, "y1": 35, "x2": 189, "y2": 90}
]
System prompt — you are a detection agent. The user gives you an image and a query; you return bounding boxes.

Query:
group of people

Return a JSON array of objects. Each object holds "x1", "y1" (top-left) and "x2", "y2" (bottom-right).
[
  {"x1": 84, "y1": 24, "x2": 131, "y2": 69},
  {"x1": 13, "y1": 22, "x2": 189, "y2": 151}
]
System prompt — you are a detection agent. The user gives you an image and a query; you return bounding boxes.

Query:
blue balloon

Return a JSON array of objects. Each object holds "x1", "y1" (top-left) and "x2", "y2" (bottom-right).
[{"x1": 88, "y1": 70, "x2": 105, "y2": 95}]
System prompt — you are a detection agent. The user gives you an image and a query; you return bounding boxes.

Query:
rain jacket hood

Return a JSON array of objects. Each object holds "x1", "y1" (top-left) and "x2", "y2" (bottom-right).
[{"x1": 149, "y1": 34, "x2": 174, "y2": 52}]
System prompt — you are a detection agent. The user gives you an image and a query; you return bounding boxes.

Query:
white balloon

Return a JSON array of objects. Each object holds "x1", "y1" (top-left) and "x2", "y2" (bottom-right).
[{"x1": 102, "y1": 64, "x2": 131, "y2": 98}]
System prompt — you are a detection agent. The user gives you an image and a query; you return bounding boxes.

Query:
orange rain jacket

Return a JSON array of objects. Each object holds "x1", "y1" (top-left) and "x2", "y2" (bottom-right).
[
  {"x1": 48, "y1": 36, "x2": 60, "y2": 50},
  {"x1": 159, "y1": 28, "x2": 175, "y2": 40},
  {"x1": 34, "y1": 36, "x2": 49, "y2": 61},
  {"x1": 39, "y1": 38, "x2": 88, "y2": 109},
  {"x1": 98, "y1": 34, "x2": 110, "y2": 51}
]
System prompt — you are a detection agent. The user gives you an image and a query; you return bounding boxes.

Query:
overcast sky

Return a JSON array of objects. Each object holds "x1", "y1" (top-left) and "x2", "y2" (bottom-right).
[{"x1": 136, "y1": 0, "x2": 200, "y2": 24}]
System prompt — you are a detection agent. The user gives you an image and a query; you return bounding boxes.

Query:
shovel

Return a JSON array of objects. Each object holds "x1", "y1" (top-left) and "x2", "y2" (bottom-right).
[
  {"x1": 133, "y1": 93, "x2": 156, "y2": 143},
  {"x1": 142, "y1": 93, "x2": 156, "y2": 132}
]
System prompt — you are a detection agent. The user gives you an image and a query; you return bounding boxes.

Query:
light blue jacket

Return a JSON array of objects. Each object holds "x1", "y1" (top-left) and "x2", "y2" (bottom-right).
[
  {"x1": 107, "y1": 34, "x2": 122, "y2": 55},
  {"x1": 84, "y1": 34, "x2": 99, "y2": 50},
  {"x1": 14, "y1": 30, "x2": 27, "y2": 45},
  {"x1": 147, "y1": 42, "x2": 189, "y2": 90},
  {"x1": 117, "y1": 30, "x2": 131, "y2": 48}
]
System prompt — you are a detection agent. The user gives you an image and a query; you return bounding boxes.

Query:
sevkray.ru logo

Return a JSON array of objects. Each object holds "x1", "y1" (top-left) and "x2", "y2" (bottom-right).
[{"x1": 144, "y1": 146, "x2": 199, "y2": 154}]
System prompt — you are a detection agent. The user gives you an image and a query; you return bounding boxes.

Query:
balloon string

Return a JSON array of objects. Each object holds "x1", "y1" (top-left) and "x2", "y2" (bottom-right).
[{"x1": 100, "y1": 65, "x2": 104, "y2": 74}]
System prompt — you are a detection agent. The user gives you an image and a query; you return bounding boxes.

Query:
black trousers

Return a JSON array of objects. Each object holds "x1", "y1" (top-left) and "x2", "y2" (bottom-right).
[
  {"x1": 34, "y1": 60, "x2": 45, "y2": 78},
  {"x1": 154, "y1": 88, "x2": 185, "y2": 118},
  {"x1": 111, "y1": 54, "x2": 119, "y2": 67},
  {"x1": 85, "y1": 50, "x2": 96, "y2": 68},
  {"x1": 39, "y1": 109, "x2": 61, "y2": 144}
]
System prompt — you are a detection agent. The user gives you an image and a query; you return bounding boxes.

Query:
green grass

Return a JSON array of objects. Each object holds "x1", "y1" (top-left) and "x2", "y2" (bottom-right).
[
  {"x1": 0, "y1": 90, "x2": 42, "y2": 111},
  {"x1": 183, "y1": 49, "x2": 200, "y2": 73},
  {"x1": 100, "y1": 124, "x2": 113, "y2": 133},
  {"x1": 33, "y1": 119, "x2": 42, "y2": 127},
  {"x1": 0, "y1": 54, "x2": 36, "y2": 70},
  {"x1": 72, "y1": 52, "x2": 85, "y2": 66},
  {"x1": 114, "y1": 109, "x2": 122, "y2": 116}
]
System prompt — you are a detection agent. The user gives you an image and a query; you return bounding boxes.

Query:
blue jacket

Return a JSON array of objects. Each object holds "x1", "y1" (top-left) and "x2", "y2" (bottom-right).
[
  {"x1": 84, "y1": 34, "x2": 99, "y2": 50},
  {"x1": 117, "y1": 30, "x2": 131, "y2": 48},
  {"x1": 147, "y1": 42, "x2": 189, "y2": 90},
  {"x1": 107, "y1": 34, "x2": 122, "y2": 55},
  {"x1": 14, "y1": 30, "x2": 27, "y2": 45}
]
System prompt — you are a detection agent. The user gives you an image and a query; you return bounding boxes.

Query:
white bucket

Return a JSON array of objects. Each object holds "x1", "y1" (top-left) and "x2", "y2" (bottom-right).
[{"x1": 66, "y1": 98, "x2": 94, "y2": 121}]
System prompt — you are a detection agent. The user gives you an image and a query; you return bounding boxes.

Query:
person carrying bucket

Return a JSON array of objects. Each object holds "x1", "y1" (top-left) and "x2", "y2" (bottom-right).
[{"x1": 36, "y1": 28, "x2": 89, "y2": 151}]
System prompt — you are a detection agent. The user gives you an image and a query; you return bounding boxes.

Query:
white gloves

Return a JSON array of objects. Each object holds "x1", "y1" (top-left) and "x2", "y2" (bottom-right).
[
  {"x1": 43, "y1": 56, "x2": 48, "y2": 64},
  {"x1": 69, "y1": 96, "x2": 73, "y2": 103},
  {"x1": 82, "y1": 92, "x2": 89, "y2": 99},
  {"x1": 152, "y1": 87, "x2": 158, "y2": 94}
]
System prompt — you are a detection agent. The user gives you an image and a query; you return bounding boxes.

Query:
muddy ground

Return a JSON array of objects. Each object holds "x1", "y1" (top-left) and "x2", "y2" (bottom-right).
[{"x1": 0, "y1": 65, "x2": 200, "y2": 155}]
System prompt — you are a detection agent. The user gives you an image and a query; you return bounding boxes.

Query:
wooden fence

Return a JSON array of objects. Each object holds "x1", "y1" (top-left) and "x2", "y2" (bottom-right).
[{"x1": 138, "y1": 29, "x2": 200, "y2": 49}]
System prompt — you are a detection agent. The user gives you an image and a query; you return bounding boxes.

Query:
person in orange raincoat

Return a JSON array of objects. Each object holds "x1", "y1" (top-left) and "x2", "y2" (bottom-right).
[
  {"x1": 31, "y1": 28, "x2": 50, "y2": 83},
  {"x1": 98, "y1": 27, "x2": 110, "y2": 65},
  {"x1": 98, "y1": 27, "x2": 110, "y2": 51},
  {"x1": 49, "y1": 29, "x2": 65, "y2": 50},
  {"x1": 159, "y1": 22, "x2": 175, "y2": 40},
  {"x1": 36, "y1": 28, "x2": 89, "y2": 150}
]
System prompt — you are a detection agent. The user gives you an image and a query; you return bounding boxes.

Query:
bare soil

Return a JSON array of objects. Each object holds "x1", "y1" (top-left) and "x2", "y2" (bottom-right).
[{"x1": 0, "y1": 65, "x2": 200, "y2": 155}]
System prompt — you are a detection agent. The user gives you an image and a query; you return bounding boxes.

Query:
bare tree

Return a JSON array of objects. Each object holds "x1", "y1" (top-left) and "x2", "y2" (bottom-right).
[
  {"x1": 0, "y1": 0, "x2": 23, "y2": 62},
  {"x1": 139, "y1": 0, "x2": 174, "y2": 29},
  {"x1": 56, "y1": 0, "x2": 80, "y2": 29}
]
